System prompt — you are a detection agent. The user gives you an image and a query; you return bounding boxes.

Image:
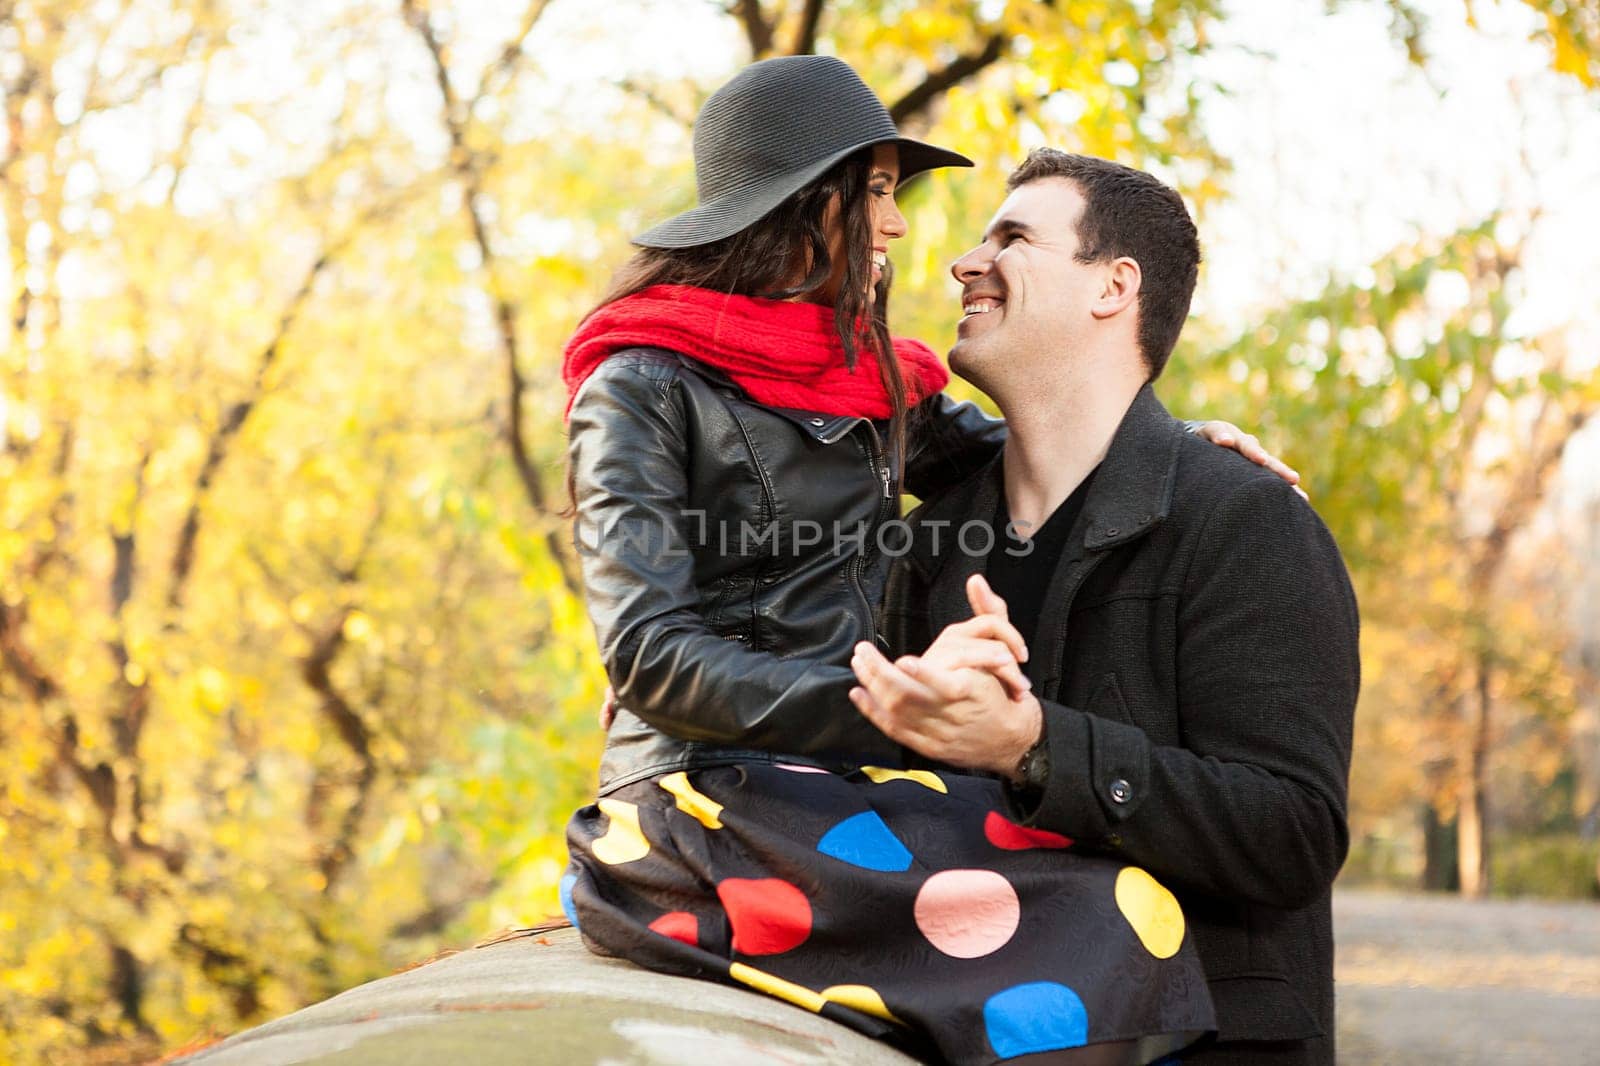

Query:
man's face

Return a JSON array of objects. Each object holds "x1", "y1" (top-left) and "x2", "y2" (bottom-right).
[{"x1": 947, "y1": 178, "x2": 1105, "y2": 390}]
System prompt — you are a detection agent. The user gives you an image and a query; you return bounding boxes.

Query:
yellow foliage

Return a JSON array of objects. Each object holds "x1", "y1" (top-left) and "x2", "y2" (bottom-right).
[{"x1": 0, "y1": 1, "x2": 1593, "y2": 1062}]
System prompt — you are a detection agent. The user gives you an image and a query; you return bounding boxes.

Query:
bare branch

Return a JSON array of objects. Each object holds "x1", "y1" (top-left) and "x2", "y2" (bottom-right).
[
  {"x1": 1468, "y1": 398, "x2": 1593, "y2": 597},
  {"x1": 469, "y1": 0, "x2": 554, "y2": 108},
  {"x1": 109, "y1": 449, "x2": 153, "y2": 781},
  {"x1": 0, "y1": 601, "x2": 59, "y2": 704},
  {"x1": 65, "y1": 22, "x2": 210, "y2": 132},
  {"x1": 296, "y1": 489, "x2": 390, "y2": 895},
  {"x1": 732, "y1": 0, "x2": 776, "y2": 58},
  {"x1": 403, "y1": 0, "x2": 582, "y2": 596},
  {"x1": 615, "y1": 77, "x2": 697, "y2": 127},
  {"x1": 178, "y1": 922, "x2": 268, "y2": 1019},
  {"x1": 791, "y1": 0, "x2": 826, "y2": 55},
  {"x1": 301, "y1": 609, "x2": 377, "y2": 894},
  {"x1": 158, "y1": 49, "x2": 216, "y2": 210},
  {"x1": 167, "y1": 251, "x2": 331, "y2": 611},
  {"x1": 889, "y1": 34, "x2": 1009, "y2": 127}
]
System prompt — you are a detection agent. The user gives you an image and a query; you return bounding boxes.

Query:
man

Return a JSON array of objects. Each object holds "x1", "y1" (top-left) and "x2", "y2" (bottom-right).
[{"x1": 850, "y1": 150, "x2": 1360, "y2": 1065}]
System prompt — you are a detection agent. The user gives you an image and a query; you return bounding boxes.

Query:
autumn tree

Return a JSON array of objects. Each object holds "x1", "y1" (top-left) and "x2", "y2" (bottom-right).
[{"x1": 1, "y1": 1, "x2": 1596, "y2": 1063}]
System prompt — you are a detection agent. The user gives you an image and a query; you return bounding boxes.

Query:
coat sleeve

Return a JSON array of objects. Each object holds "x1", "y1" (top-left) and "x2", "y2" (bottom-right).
[
  {"x1": 901, "y1": 392, "x2": 1007, "y2": 500},
  {"x1": 1014, "y1": 477, "x2": 1359, "y2": 910},
  {"x1": 568, "y1": 360, "x2": 897, "y2": 761},
  {"x1": 880, "y1": 550, "x2": 934, "y2": 661}
]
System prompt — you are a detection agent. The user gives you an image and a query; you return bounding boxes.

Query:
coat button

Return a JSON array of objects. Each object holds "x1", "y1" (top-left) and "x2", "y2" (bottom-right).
[
  {"x1": 809, "y1": 417, "x2": 825, "y2": 427},
  {"x1": 1105, "y1": 527, "x2": 1119, "y2": 537},
  {"x1": 1108, "y1": 778, "x2": 1132, "y2": 804}
]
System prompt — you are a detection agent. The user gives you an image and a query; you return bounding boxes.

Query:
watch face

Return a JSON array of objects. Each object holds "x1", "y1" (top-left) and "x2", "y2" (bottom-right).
[{"x1": 1022, "y1": 742, "x2": 1050, "y2": 792}]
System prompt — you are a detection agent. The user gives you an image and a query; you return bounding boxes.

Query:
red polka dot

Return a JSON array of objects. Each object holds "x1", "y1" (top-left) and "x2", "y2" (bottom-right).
[
  {"x1": 647, "y1": 910, "x2": 700, "y2": 947},
  {"x1": 984, "y1": 810, "x2": 1073, "y2": 850},
  {"x1": 716, "y1": 878, "x2": 813, "y2": 956}
]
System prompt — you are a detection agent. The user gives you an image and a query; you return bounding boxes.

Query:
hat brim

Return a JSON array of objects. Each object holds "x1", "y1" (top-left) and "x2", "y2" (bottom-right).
[{"x1": 633, "y1": 136, "x2": 972, "y2": 250}]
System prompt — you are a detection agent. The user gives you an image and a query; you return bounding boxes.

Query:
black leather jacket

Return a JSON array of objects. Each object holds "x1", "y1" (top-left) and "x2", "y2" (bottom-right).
[{"x1": 568, "y1": 348, "x2": 1006, "y2": 793}]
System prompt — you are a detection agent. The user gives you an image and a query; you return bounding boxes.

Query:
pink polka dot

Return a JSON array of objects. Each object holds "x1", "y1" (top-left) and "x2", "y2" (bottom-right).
[
  {"x1": 914, "y1": 869, "x2": 1020, "y2": 959},
  {"x1": 984, "y1": 810, "x2": 1073, "y2": 851},
  {"x1": 717, "y1": 878, "x2": 813, "y2": 956},
  {"x1": 647, "y1": 910, "x2": 699, "y2": 947}
]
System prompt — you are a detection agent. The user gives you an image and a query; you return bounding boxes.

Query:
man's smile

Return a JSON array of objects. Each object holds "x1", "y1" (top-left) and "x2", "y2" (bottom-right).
[{"x1": 960, "y1": 289, "x2": 1005, "y2": 326}]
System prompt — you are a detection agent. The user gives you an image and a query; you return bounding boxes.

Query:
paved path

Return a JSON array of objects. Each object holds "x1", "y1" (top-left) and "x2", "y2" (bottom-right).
[
  {"x1": 1333, "y1": 889, "x2": 1600, "y2": 1064},
  {"x1": 177, "y1": 890, "x2": 1600, "y2": 1064}
]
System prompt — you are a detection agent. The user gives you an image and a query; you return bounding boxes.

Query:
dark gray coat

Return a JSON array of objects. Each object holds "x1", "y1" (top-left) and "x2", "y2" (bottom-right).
[{"x1": 884, "y1": 385, "x2": 1360, "y2": 1065}]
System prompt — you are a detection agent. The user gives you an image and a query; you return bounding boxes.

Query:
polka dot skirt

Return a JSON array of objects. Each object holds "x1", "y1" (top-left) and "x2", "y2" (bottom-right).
[{"x1": 563, "y1": 763, "x2": 1216, "y2": 1065}]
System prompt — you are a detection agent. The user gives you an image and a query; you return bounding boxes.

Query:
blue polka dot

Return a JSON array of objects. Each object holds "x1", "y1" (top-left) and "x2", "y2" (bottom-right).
[
  {"x1": 559, "y1": 872, "x2": 581, "y2": 931},
  {"x1": 816, "y1": 811, "x2": 914, "y2": 872},
  {"x1": 984, "y1": 982, "x2": 1089, "y2": 1058}
]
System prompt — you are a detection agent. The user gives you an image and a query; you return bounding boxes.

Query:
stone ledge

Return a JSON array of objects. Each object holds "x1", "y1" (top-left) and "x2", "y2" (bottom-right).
[{"x1": 174, "y1": 927, "x2": 920, "y2": 1065}]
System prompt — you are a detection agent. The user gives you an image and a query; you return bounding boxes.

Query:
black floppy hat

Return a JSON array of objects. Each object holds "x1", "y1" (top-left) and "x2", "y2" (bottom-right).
[{"x1": 633, "y1": 55, "x2": 973, "y2": 249}]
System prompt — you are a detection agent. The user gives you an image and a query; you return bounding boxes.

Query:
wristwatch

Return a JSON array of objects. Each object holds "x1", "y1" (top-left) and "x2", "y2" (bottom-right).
[{"x1": 1014, "y1": 730, "x2": 1051, "y2": 799}]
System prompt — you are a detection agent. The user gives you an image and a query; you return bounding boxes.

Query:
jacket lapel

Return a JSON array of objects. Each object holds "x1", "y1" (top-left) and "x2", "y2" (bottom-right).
[
  {"x1": 912, "y1": 453, "x2": 1004, "y2": 629},
  {"x1": 906, "y1": 384, "x2": 1186, "y2": 679},
  {"x1": 1031, "y1": 385, "x2": 1185, "y2": 697}
]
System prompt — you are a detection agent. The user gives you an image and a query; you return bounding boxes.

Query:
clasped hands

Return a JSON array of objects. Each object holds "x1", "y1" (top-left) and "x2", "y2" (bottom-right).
[{"x1": 849, "y1": 574, "x2": 1042, "y2": 783}]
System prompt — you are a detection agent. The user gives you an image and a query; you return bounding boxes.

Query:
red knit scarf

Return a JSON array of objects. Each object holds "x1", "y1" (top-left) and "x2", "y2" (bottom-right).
[{"x1": 561, "y1": 284, "x2": 949, "y2": 420}]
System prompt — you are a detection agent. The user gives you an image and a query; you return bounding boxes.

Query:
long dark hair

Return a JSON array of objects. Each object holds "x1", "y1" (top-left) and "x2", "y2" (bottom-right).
[{"x1": 577, "y1": 146, "x2": 911, "y2": 489}]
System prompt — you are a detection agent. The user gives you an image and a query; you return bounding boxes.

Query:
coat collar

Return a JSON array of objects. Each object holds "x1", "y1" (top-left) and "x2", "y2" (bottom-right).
[
  {"x1": 909, "y1": 383, "x2": 1184, "y2": 621},
  {"x1": 765, "y1": 406, "x2": 872, "y2": 445},
  {"x1": 667, "y1": 350, "x2": 871, "y2": 444},
  {"x1": 1078, "y1": 383, "x2": 1184, "y2": 551}
]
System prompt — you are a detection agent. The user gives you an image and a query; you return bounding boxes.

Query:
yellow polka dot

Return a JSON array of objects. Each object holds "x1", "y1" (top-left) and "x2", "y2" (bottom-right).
[
  {"x1": 1115, "y1": 866, "x2": 1186, "y2": 959},
  {"x1": 860, "y1": 766, "x2": 948, "y2": 793},
  {"x1": 730, "y1": 963, "x2": 825, "y2": 1012},
  {"x1": 657, "y1": 771, "x2": 724, "y2": 829},
  {"x1": 822, "y1": 984, "x2": 901, "y2": 1024},
  {"x1": 592, "y1": 798, "x2": 650, "y2": 865}
]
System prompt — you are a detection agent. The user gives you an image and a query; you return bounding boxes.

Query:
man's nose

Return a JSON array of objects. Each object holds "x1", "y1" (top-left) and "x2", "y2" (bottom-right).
[{"x1": 950, "y1": 245, "x2": 991, "y2": 284}]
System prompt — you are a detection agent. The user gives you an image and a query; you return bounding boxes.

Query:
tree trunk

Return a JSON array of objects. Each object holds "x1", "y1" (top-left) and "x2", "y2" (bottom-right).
[
  {"x1": 1456, "y1": 649, "x2": 1493, "y2": 898},
  {"x1": 1421, "y1": 804, "x2": 1459, "y2": 892},
  {"x1": 1572, "y1": 498, "x2": 1600, "y2": 848},
  {"x1": 109, "y1": 941, "x2": 149, "y2": 1033}
]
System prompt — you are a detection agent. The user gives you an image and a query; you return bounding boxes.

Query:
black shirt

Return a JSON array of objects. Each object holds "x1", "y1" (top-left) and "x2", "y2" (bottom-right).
[{"x1": 985, "y1": 466, "x2": 1100, "y2": 681}]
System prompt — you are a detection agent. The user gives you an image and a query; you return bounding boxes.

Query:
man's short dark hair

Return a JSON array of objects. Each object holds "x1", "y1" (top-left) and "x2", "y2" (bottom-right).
[{"x1": 1007, "y1": 149, "x2": 1200, "y2": 379}]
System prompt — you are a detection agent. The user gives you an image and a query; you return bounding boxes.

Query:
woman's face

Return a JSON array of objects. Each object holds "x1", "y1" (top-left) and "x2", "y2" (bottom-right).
[{"x1": 816, "y1": 142, "x2": 907, "y2": 305}]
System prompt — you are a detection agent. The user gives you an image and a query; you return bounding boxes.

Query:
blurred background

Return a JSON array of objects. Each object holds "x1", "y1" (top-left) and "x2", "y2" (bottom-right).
[{"x1": 2, "y1": 0, "x2": 1598, "y2": 1062}]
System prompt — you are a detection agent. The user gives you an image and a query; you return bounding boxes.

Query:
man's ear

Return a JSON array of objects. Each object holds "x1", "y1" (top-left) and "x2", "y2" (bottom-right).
[{"x1": 1090, "y1": 257, "x2": 1140, "y2": 320}]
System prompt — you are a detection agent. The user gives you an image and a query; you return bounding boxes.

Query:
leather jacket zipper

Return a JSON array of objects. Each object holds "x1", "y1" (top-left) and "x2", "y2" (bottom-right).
[{"x1": 853, "y1": 422, "x2": 894, "y2": 649}]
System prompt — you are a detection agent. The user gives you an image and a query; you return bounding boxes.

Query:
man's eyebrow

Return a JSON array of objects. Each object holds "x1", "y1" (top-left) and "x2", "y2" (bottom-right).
[{"x1": 984, "y1": 219, "x2": 1037, "y2": 242}]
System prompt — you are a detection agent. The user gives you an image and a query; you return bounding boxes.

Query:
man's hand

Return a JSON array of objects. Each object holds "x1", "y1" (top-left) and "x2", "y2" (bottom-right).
[
  {"x1": 1194, "y1": 420, "x2": 1309, "y2": 500},
  {"x1": 849, "y1": 643, "x2": 1042, "y2": 778},
  {"x1": 917, "y1": 576, "x2": 1032, "y2": 702},
  {"x1": 849, "y1": 575, "x2": 1042, "y2": 777},
  {"x1": 599, "y1": 685, "x2": 617, "y2": 731}
]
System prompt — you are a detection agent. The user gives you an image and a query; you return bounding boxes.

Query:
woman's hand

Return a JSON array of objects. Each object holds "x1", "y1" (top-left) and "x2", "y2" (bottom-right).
[
  {"x1": 905, "y1": 573, "x2": 1032, "y2": 702},
  {"x1": 599, "y1": 685, "x2": 617, "y2": 731},
  {"x1": 916, "y1": 617, "x2": 1032, "y2": 702},
  {"x1": 1193, "y1": 420, "x2": 1307, "y2": 499}
]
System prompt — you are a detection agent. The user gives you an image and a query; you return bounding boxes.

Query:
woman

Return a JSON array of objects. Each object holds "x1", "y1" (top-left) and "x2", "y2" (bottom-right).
[{"x1": 560, "y1": 55, "x2": 1279, "y2": 1065}]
